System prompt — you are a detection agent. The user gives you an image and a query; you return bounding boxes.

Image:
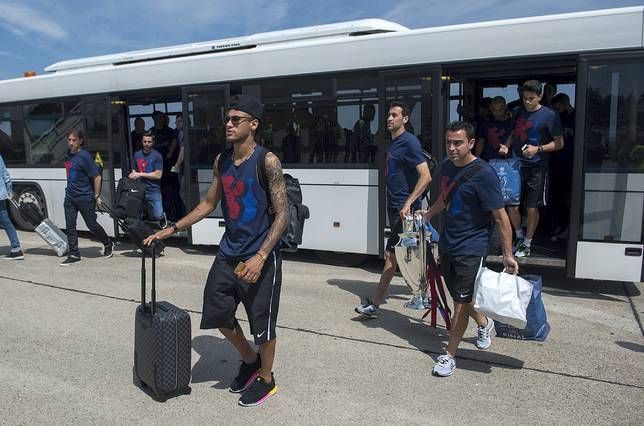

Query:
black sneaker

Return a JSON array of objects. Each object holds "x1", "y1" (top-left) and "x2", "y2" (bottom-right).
[
  {"x1": 103, "y1": 242, "x2": 113, "y2": 259},
  {"x1": 229, "y1": 355, "x2": 261, "y2": 393},
  {"x1": 60, "y1": 255, "x2": 81, "y2": 266},
  {"x1": 238, "y1": 374, "x2": 277, "y2": 407},
  {"x1": 3, "y1": 250, "x2": 24, "y2": 260}
]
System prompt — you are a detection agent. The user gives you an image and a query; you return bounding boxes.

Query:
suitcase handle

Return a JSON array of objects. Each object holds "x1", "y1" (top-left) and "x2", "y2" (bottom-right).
[{"x1": 140, "y1": 243, "x2": 158, "y2": 315}]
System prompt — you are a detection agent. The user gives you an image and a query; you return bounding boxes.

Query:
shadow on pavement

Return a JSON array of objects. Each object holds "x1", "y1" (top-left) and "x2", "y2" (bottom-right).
[
  {"x1": 327, "y1": 278, "x2": 524, "y2": 373},
  {"x1": 615, "y1": 341, "x2": 644, "y2": 353},
  {"x1": 191, "y1": 334, "x2": 243, "y2": 389}
]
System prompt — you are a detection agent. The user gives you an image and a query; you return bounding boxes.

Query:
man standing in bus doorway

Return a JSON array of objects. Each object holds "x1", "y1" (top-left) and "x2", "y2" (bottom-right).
[
  {"x1": 425, "y1": 121, "x2": 518, "y2": 377},
  {"x1": 144, "y1": 95, "x2": 289, "y2": 407},
  {"x1": 499, "y1": 80, "x2": 563, "y2": 257},
  {"x1": 60, "y1": 129, "x2": 113, "y2": 266},
  {"x1": 0, "y1": 154, "x2": 24, "y2": 260},
  {"x1": 129, "y1": 132, "x2": 165, "y2": 222},
  {"x1": 475, "y1": 96, "x2": 513, "y2": 161},
  {"x1": 355, "y1": 102, "x2": 431, "y2": 318}
]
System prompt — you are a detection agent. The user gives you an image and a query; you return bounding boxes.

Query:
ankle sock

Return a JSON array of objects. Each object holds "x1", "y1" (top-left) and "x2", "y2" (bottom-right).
[
  {"x1": 524, "y1": 238, "x2": 532, "y2": 248},
  {"x1": 515, "y1": 229, "x2": 524, "y2": 240}
]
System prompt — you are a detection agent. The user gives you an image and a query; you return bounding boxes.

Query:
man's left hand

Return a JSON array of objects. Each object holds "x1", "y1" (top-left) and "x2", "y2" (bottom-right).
[
  {"x1": 502, "y1": 255, "x2": 519, "y2": 275},
  {"x1": 400, "y1": 203, "x2": 412, "y2": 219},
  {"x1": 239, "y1": 254, "x2": 265, "y2": 284},
  {"x1": 522, "y1": 145, "x2": 539, "y2": 159}
]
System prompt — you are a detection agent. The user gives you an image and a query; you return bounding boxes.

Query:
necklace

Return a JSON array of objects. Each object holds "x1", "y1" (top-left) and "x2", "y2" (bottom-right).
[{"x1": 234, "y1": 145, "x2": 256, "y2": 166}]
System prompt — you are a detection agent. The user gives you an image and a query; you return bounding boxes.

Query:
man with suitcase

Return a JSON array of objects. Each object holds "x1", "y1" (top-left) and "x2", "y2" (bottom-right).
[
  {"x1": 60, "y1": 129, "x2": 113, "y2": 266},
  {"x1": 145, "y1": 95, "x2": 288, "y2": 407}
]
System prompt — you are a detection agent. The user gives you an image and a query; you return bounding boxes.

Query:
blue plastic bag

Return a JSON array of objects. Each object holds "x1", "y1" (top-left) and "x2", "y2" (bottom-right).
[
  {"x1": 494, "y1": 274, "x2": 550, "y2": 341},
  {"x1": 489, "y1": 157, "x2": 521, "y2": 206}
]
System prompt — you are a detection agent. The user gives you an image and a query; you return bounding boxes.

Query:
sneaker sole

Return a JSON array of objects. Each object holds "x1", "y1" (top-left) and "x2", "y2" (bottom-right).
[
  {"x1": 103, "y1": 253, "x2": 113, "y2": 259},
  {"x1": 354, "y1": 308, "x2": 378, "y2": 319},
  {"x1": 238, "y1": 386, "x2": 278, "y2": 407},
  {"x1": 432, "y1": 369, "x2": 454, "y2": 377},
  {"x1": 229, "y1": 370, "x2": 260, "y2": 394},
  {"x1": 2, "y1": 257, "x2": 24, "y2": 260},
  {"x1": 475, "y1": 341, "x2": 492, "y2": 350}
]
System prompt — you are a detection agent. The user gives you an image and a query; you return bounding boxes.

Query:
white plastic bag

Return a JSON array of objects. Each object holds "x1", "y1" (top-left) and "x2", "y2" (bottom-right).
[{"x1": 473, "y1": 267, "x2": 533, "y2": 329}]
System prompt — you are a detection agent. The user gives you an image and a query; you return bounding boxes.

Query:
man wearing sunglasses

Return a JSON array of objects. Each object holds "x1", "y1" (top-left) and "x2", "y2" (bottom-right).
[{"x1": 145, "y1": 95, "x2": 288, "y2": 407}]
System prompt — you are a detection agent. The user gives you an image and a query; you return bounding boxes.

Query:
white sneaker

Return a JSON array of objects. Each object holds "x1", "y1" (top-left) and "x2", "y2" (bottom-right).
[
  {"x1": 476, "y1": 317, "x2": 494, "y2": 350},
  {"x1": 404, "y1": 295, "x2": 431, "y2": 310},
  {"x1": 355, "y1": 299, "x2": 379, "y2": 319},
  {"x1": 432, "y1": 354, "x2": 456, "y2": 377}
]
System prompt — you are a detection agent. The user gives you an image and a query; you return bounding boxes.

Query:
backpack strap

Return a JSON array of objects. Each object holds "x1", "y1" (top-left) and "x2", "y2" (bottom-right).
[
  {"x1": 442, "y1": 160, "x2": 485, "y2": 205},
  {"x1": 215, "y1": 147, "x2": 233, "y2": 176},
  {"x1": 256, "y1": 147, "x2": 275, "y2": 214}
]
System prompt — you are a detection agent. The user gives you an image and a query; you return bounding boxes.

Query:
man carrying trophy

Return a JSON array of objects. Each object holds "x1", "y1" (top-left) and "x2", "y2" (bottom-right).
[
  {"x1": 355, "y1": 102, "x2": 431, "y2": 318},
  {"x1": 424, "y1": 121, "x2": 518, "y2": 377}
]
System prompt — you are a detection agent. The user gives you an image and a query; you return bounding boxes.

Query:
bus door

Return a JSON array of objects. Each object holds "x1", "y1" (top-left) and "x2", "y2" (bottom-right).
[
  {"x1": 82, "y1": 96, "x2": 121, "y2": 237},
  {"x1": 181, "y1": 85, "x2": 229, "y2": 245},
  {"x1": 379, "y1": 68, "x2": 441, "y2": 255},
  {"x1": 569, "y1": 53, "x2": 644, "y2": 282}
]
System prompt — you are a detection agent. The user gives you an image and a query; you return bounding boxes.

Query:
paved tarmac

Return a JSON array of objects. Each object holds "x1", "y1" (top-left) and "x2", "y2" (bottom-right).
[{"x1": 0, "y1": 230, "x2": 643, "y2": 425}]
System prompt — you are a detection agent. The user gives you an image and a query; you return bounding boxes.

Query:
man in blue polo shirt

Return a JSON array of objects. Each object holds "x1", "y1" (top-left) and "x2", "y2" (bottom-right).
[
  {"x1": 499, "y1": 80, "x2": 564, "y2": 257},
  {"x1": 424, "y1": 121, "x2": 517, "y2": 377},
  {"x1": 129, "y1": 131, "x2": 164, "y2": 221},
  {"x1": 355, "y1": 101, "x2": 431, "y2": 318},
  {"x1": 61, "y1": 129, "x2": 113, "y2": 266}
]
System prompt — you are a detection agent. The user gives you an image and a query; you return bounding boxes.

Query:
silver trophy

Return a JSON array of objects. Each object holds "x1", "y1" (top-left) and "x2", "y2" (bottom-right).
[{"x1": 394, "y1": 211, "x2": 431, "y2": 309}]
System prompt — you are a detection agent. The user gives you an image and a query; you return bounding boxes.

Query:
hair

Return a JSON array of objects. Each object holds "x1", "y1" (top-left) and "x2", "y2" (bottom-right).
[
  {"x1": 490, "y1": 96, "x2": 506, "y2": 106},
  {"x1": 445, "y1": 121, "x2": 475, "y2": 140},
  {"x1": 388, "y1": 101, "x2": 410, "y2": 118},
  {"x1": 175, "y1": 112, "x2": 183, "y2": 119},
  {"x1": 134, "y1": 117, "x2": 144, "y2": 123},
  {"x1": 551, "y1": 93, "x2": 570, "y2": 106},
  {"x1": 142, "y1": 131, "x2": 155, "y2": 141},
  {"x1": 522, "y1": 80, "x2": 543, "y2": 96},
  {"x1": 480, "y1": 97, "x2": 493, "y2": 108},
  {"x1": 67, "y1": 129, "x2": 85, "y2": 144}
]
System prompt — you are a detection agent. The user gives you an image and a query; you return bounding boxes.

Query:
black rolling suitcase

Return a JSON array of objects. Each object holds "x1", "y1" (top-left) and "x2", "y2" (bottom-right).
[{"x1": 134, "y1": 245, "x2": 191, "y2": 400}]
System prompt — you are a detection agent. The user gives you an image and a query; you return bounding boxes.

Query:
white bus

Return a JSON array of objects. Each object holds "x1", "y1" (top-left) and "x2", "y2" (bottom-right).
[{"x1": 0, "y1": 7, "x2": 642, "y2": 282}]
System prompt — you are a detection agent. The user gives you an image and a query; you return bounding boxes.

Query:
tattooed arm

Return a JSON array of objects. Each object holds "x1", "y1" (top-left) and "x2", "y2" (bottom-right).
[
  {"x1": 239, "y1": 152, "x2": 289, "y2": 283},
  {"x1": 259, "y1": 152, "x2": 289, "y2": 256}
]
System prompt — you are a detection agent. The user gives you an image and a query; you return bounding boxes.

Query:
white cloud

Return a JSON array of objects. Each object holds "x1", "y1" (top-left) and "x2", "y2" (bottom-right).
[{"x1": 0, "y1": 2, "x2": 67, "y2": 39}]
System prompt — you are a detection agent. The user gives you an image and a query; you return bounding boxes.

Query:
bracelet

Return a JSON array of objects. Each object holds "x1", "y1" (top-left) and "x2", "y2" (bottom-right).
[
  {"x1": 256, "y1": 251, "x2": 267, "y2": 262},
  {"x1": 538, "y1": 145, "x2": 543, "y2": 153}
]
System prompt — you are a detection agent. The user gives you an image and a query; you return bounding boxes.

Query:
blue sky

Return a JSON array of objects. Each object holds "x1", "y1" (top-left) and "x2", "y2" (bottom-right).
[{"x1": 0, "y1": 0, "x2": 641, "y2": 80}]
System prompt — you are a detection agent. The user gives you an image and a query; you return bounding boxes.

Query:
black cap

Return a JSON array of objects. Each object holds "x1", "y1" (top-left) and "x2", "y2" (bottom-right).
[{"x1": 229, "y1": 95, "x2": 263, "y2": 121}]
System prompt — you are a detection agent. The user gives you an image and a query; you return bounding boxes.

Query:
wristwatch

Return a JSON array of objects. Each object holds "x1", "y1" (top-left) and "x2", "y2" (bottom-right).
[
  {"x1": 538, "y1": 145, "x2": 544, "y2": 153},
  {"x1": 171, "y1": 223, "x2": 179, "y2": 234}
]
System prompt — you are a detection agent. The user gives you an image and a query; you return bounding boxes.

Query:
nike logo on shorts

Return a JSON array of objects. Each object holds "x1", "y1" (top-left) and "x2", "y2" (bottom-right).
[{"x1": 256, "y1": 331, "x2": 266, "y2": 338}]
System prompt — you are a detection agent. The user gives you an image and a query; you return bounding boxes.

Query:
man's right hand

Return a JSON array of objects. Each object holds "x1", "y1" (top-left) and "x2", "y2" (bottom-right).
[
  {"x1": 128, "y1": 170, "x2": 139, "y2": 179},
  {"x1": 498, "y1": 145, "x2": 509, "y2": 156},
  {"x1": 142, "y1": 228, "x2": 174, "y2": 246}
]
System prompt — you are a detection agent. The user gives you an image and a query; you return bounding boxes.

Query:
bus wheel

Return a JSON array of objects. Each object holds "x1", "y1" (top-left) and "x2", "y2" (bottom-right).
[
  {"x1": 9, "y1": 186, "x2": 47, "y2": 231},
  {"x1": 315, "y1": 250, "x2": 368, "y2": 267}
]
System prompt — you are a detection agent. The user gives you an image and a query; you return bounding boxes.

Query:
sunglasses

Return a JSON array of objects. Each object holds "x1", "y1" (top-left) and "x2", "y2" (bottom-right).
[{"x1": 225, "y1": 115, "x2": 255, "y2": 126}]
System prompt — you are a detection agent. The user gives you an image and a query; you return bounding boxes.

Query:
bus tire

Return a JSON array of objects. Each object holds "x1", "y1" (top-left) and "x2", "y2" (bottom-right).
[
  {"x1": 315, "y1": 250, "x2": 368, "y2": 267},
  {"x1": 9, "y1": 185, "x2": 48, "y2": 231}
]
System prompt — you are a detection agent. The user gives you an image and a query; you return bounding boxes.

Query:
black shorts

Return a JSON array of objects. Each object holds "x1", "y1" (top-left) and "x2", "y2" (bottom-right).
[
  {"x1": 440, "y1": 253, "x2": 482, "y2": 304},
  {"x1": 200, "y1": 252, "x2": 282, "y2": 345},
  {"x1": 386, "y1": 207, "x2": 403, "y2": 253},
  {"x1": 521, "y1": 165, "x2": 548, "y2": 208}
]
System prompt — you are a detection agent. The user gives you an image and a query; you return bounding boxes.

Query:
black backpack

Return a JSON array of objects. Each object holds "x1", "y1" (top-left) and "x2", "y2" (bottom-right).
[
  {"x1": 113, "y1": 177, "x2": 146, "y2": 219},
  {"x1": 217, "y1": 147, "x2": 310, "y2": 252}
]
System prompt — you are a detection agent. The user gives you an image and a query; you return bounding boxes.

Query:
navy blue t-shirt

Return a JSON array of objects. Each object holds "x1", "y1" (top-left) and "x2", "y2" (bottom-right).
[
  {"x1": 386, "y1": 131, "x2": 426, "y2": 210},
  {"x1": 65, "y1": 150, "x2": 99, "y2": 199},
  {"x1": 477, "y1": 118, "x2": 514, "y2": 161},
  {"x1": 511, "y1": 106, "x2": 563, "y2": 166},
  {"x1": 133, "y1": 149, "x2": 163, "y2": 192},
  {"x1": 218, "y1": 148, "x2": 273, "y2": 260},
  {"x1": 438, "y1": 158, "x2": 504, "y2": 257}
]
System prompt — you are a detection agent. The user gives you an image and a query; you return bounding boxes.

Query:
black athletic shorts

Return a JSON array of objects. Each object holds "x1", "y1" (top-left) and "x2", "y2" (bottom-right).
[
  {"x1": 440, "y1": 253, "x2": 483, "y2": 304},
  {"x1": 521, "y1": 165, "x2": 548, "y2": 208},
  {"x1": 200, "y1": 251, "x2": 282, "y2": 345},
  {"x1": 386, "y1": 207, "x2": 403, "y2": 253}
]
